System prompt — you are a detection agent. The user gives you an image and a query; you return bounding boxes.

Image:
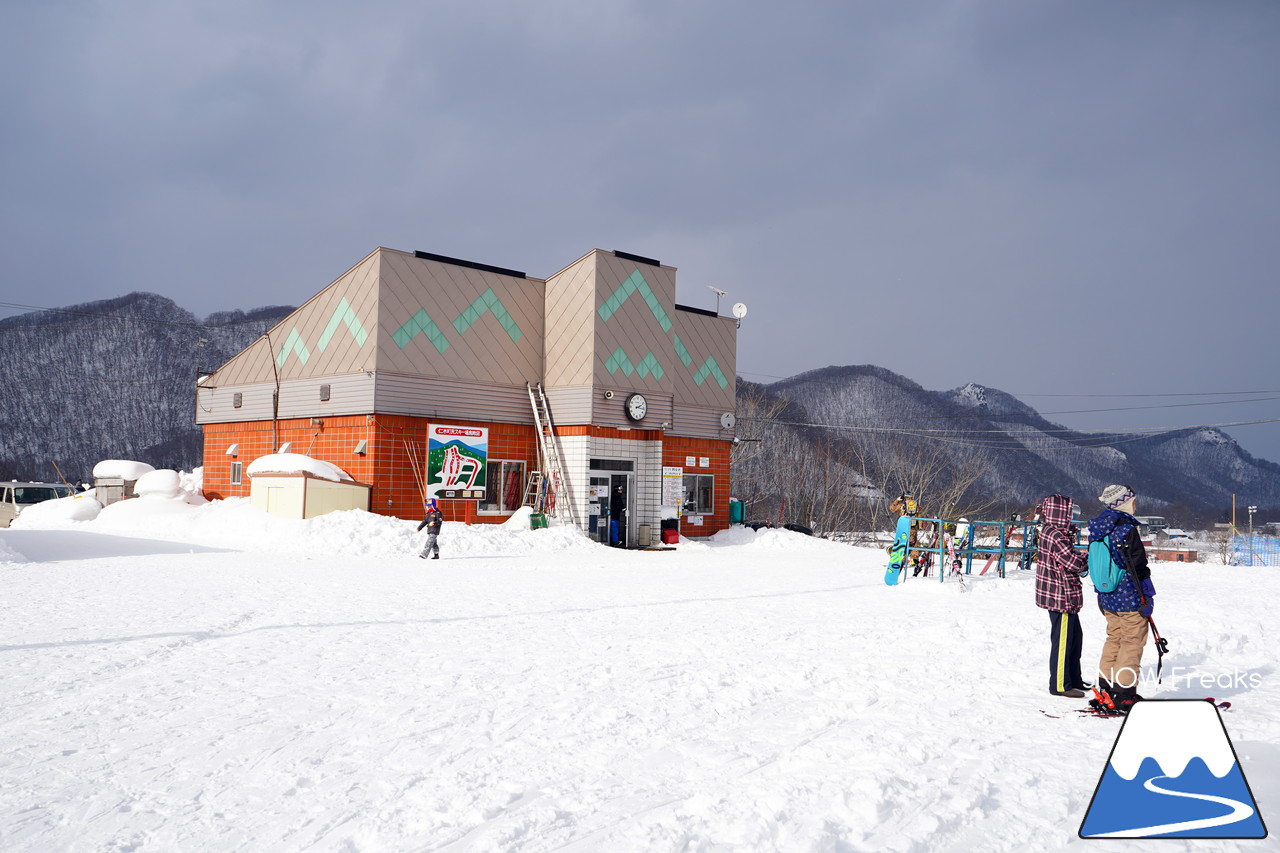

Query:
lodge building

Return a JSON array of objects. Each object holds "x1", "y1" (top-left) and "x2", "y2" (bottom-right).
[{"x1": 196, "y1": 247, "x2": 739, "y2": 541}]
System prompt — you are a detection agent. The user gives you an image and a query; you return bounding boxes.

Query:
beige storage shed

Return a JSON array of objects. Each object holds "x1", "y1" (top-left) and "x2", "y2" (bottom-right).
[{"x1": 249, "y1": 471, "x2": 371, "y2": 519}]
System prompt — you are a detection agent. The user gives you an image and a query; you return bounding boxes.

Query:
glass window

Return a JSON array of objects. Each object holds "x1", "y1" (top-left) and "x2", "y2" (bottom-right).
[
  {"x1": 589, "y1": 458, "x2": 634, "y2": 471},
  {"x1": 13, "y1": 488, "x2": 58, "y2": 504},
  {"x1": 230, "y1": 462, "x2": 243, "y2": 485},
  {"x1": 481, "y1": 460, "x2": 524, "y2": 514},
  {"x1": 682, "y1": 474, "x2": 714, "y2": 515}
]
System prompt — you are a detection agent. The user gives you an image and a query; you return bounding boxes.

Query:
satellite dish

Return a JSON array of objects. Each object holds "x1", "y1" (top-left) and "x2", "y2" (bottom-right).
[
  {"x1": 720, "y1": 412, "x2": 737, "y2": 429},
  {"x1": 731, "y1": 302, "x2": 748, "y2": 319}
]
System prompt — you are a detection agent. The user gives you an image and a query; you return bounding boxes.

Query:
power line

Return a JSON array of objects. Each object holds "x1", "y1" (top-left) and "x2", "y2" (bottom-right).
[
  {"x1": 737, "y1": 368, "x2": 1280, "y2": 419},
  {"x1": 1036, "y1": 397, "x2": 1280, "y2": 416},
  {"x1": 1013, "y1": 390, "x2": 1280, "y2": 398},
  {"x1": 741, "y1": 415, "x2": 1280, "y2": 450}
]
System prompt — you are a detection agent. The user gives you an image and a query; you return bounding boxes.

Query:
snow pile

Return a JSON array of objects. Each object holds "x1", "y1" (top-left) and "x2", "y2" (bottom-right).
[
  {"x1": 14, "y1": 462, "x2": 209, "y2": 530},
  {"x1": 9, "y1": 492, "x2": 102, "y2": 527},
  {"x1": 178, "y1": 466, "x2": 207, "y2": 501},
  {"x1": 91, "y1": 459, "x2": 155, "y2": 480},
  {"x1": 19, "y1": 492, "x2": 602, "y2": 560},
  {"x1": 247, "y1": 452, "x2": 354, "y2": 482},
  {"x1": 135, "y1": 468, "x2": 184, "y2": 499},
  {"x1": 709, "y1": 525, "x2": 847, "y2": 553}
]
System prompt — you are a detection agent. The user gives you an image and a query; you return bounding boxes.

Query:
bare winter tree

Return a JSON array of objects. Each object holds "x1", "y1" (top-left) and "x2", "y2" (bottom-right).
[
  {"x1": 731, "y1": 380, "x2": 998, "y2": 538},
  {"x1": 871, "y1": 433, "x2": 996, "y2": 528}
]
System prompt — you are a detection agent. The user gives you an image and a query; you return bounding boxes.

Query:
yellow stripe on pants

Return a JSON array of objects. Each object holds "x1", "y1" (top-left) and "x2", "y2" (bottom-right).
[{"x1": 1056, "y1": 615, "x2": 1069, "y2": 693}]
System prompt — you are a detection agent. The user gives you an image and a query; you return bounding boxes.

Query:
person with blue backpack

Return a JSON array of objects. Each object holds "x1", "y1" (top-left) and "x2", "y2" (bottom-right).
[{"x1": 1087, "y1": 484, "x2": 1155, "y2": 715}]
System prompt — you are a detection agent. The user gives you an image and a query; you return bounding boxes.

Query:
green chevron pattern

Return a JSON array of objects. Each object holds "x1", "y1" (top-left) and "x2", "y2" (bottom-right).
[
  {"x1": 693, "y1": 355, "x2": 728, "y2": 389},
  {"x1": 673, "y1": 333, "x2": 693, "y2": 367},
  {"x1": 318, "y1": 298, "x2": 369, "y2": 351},
  {"x1": 393, "y1": 309, "x2": 451, "y2": 354},
  {"x1": 604, "y1": 347, "x2": 664, "y2": 379},
  {"x1": 275, "y1": 328, "x2": 311, "y2": 367},
  {"x1": 598, "y1": 269, "x2": 672, "y2": 331},
  {"x1": 453, "y1": 288, "x2": 523, "y2": 343}
]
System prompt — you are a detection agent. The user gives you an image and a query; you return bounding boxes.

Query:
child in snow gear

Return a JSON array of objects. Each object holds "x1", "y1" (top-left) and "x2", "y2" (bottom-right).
[
  {"x1": 1034, "y1": 495, "x2": 1090, "y2": 698},
  {"x1": 1088, "y1": 484, "x2": 1155, "y2": 715},
  {"x1": 418, "y1": 499, "x2": 444, "y2": 559}
]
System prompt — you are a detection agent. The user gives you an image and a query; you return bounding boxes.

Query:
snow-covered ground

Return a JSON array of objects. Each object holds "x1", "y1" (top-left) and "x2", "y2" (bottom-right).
[{"x1": 2, "y1": 494, "x2": 1277, "y2": 852}]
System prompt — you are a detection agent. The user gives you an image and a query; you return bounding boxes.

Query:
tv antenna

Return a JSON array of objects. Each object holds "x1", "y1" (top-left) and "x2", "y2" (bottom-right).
[{"x1": 707, "y1": 286, "x2": 727, "y2": 314}]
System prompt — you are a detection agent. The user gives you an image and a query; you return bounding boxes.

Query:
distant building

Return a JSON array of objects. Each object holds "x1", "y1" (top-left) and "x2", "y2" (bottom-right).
[
  {"x1": 1134, "y1": 515, "x2": 1168, "y2": 536},
  {"x1": 195, "y1": 247, "x2": 739, "y2": 541}
]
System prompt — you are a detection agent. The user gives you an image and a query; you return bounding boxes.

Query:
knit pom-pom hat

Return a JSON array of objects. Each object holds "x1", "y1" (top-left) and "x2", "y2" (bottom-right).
[{"x1": 1099, "y1": 484, "x2": 1135, "y2": 509}]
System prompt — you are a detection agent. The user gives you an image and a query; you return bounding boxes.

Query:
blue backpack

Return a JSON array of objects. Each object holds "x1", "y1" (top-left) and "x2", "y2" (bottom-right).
[{"x1": 1088, "y1": 536, "x2": 1126, "y2": 593}]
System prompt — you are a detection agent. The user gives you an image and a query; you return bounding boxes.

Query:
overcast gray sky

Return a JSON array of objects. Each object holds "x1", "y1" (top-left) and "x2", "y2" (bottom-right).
[{"x1": 4, "y1": 1, "x2": 1279, "y2": 467}]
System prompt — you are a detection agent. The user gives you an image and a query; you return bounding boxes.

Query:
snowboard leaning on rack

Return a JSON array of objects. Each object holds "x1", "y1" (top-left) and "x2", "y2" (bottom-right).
[{"x1": 885, "y1": 514, "x2": 913, "y2": 585}]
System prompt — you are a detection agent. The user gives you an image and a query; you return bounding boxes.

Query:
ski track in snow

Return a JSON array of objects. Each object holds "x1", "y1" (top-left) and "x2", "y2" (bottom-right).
[{"x1": 1, "y1": 518, "x2": 1276, "y2": 852}]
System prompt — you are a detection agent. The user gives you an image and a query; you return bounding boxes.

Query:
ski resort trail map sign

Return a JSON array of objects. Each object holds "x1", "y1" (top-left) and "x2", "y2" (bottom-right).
[
  {"x1": 1079, "y1": 700, "x2": 1267, "y2": 839},
  {"x1": 427, "y1": 424, "x2": 487, "y2": 500}
]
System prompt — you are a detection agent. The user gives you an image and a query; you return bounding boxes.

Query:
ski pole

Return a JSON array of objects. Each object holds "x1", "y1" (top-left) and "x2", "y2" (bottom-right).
[{"x1": 1149, "y1": 617, "x2": 1169, "y2": 683}]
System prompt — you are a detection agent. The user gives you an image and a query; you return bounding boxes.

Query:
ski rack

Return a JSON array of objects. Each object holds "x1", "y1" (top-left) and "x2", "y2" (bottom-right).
[{"x1": 905, "y1": 517, "x2": 1088, "y2": 583}]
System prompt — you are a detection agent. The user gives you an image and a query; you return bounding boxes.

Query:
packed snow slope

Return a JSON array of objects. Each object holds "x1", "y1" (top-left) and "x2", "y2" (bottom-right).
[{"x1": 2, "y1": 499, "x2": 1277, "y2": 852}]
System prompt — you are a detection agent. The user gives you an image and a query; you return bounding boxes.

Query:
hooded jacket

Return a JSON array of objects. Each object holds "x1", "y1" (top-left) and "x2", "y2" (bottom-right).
[
  {"x1": 417, "y1": 507, "x2": 444, "y2": 535},
  {"x1": 1088, "y1": 507, "x2": 1151, "y2": 612},
  {"x1": 1034, "y1": 494, "x2": 1089, "y2": 612}
]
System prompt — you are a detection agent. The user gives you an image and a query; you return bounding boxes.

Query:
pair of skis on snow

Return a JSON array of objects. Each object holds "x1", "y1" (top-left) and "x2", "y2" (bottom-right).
[{"x1": 1042, "y1": 698, "x2": 1232, "y2": 719}]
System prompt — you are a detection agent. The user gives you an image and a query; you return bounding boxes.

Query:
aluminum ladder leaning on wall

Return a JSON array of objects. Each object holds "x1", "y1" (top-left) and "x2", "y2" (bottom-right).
[{"x1": 526, "y1": 382, "x2": 579, "y2": 528}]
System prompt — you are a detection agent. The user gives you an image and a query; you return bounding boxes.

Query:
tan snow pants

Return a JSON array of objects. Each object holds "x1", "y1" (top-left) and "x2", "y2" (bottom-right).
[{"x1": 1098, "y1": 610, "x2": 1149, "y2": 689}]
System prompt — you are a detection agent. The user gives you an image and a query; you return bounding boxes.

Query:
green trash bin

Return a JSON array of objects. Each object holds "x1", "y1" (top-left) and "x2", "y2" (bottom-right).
[
  {"x1": 729, "y1": 500, "x2": 744, "y2": 524},
  {"x1": 530, "y1": 513, "x2": 548, "y2": 530}
]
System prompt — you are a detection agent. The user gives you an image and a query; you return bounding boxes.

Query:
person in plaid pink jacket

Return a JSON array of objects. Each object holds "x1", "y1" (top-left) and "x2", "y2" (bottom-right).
[{"x1": 1034, "y1": 493, "x2": 1090, "y2": 697}]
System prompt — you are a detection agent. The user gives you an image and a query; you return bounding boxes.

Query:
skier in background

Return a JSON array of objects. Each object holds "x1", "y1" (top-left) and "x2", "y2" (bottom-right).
[
  {"x1": 1034, "y1": 494, "x2": 1090, "y2": 698},
  {"x1": 1089, "y1": 484, "x2": 1155, "y2": 714},
  {"x1": 417, "y1": 498, "x2": 444, "y2": 560}
]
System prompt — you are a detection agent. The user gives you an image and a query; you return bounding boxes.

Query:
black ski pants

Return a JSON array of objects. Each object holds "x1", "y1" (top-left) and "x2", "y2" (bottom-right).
[{"x1": 1048, "y1": 610, "x2": 1084, "y2": 694}]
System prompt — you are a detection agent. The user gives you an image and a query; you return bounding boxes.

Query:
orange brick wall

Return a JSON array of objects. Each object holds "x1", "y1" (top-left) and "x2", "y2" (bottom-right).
[
  {"x1": 202, "y1": 418, "x2": 732, "y2": 533},
  {"x1": 662, "y1": 435, "x2": 733, "y2": 535},
  {"x1": 202, "y1": 416, "x2": 539, "y2": 524}
]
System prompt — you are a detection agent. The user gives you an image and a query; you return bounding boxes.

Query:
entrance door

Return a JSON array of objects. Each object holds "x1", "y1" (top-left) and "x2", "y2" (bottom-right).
[
  {"x1": 589, "y1": 476, "x2": 609, "y2": 542},
  {"x1": 588, "y1": 458, "x2": 636, "y2": 547},
  {"x1": 609, "y1": 474, "x2": 631, "y2": 547}
]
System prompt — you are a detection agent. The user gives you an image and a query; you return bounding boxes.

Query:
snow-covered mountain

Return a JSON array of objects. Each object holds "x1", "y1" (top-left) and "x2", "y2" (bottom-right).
[
  {"x1": 754, "y1": 365, "x2": 1280, "y2": 517},
  {"x1": 0, "y1": 293, "x2": 292, "y2": 482},
  {"x1": 2, "y1": 300, "x2": 1277, "y2": 518}
]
